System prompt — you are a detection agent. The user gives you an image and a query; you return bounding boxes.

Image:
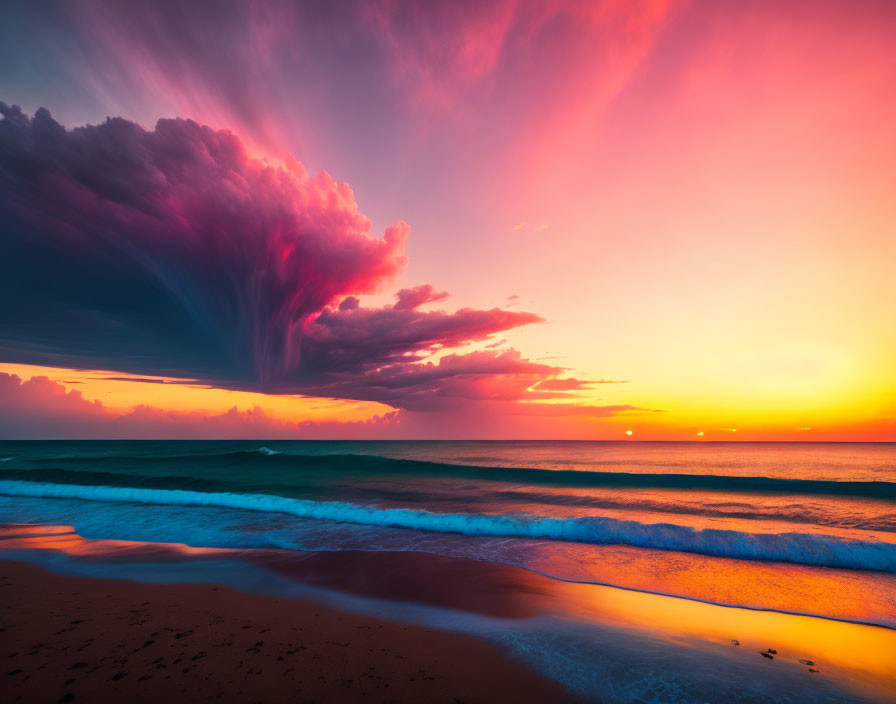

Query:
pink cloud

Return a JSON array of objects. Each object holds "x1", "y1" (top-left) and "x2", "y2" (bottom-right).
[
  {"x1": 0, "y1": 106, "x2": 571, "y2": 409},
  {"x1": 0, "y1": 373, "x2": 398, "y2": 440},
  {"x1": 363, "y1": 0, "x2": 683, "y2": 119},
  {"x1": 363, "y1": 0, "x2": 520, "y2": 110},
  {"x1": 0, "y1": 104, "x2": 408, "y2": 386},
  {"x1": 392, "y1": 284, "x2": 450, "y2": 310},
  {"x1": 0, "y1": 373, "x2": 638, "y2": 439},
  {"x1": 0, "y1": 374, "x2": 107, "y2": 436}
]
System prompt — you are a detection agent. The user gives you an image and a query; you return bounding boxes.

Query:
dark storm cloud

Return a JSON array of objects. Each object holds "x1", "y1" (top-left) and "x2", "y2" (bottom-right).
[{"x1": 0, "y1": 105, "x2": 565, "y2": 408}]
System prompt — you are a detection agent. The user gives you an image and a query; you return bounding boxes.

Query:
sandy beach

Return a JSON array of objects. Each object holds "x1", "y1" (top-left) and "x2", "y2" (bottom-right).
[
  {"x1": 0, "y1": 560, "x2": 577, "y2": 704},
  {"x1": 3, "y1": 519, "x2": 896, "y2": 702}
]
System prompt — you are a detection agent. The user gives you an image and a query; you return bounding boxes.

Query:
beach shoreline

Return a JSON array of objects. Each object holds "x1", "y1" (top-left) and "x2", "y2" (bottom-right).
[
  {"x1": 0, "y1": 559, "x2": 579, "y2": 703},
  {"x1": 2, "y1": 520, "x2": 896, "y2": 702}
]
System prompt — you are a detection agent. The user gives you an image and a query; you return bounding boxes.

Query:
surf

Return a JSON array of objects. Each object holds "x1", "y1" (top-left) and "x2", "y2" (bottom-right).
[{"x1": 1, "y1": 479, "x2": 894, "y2": 573}]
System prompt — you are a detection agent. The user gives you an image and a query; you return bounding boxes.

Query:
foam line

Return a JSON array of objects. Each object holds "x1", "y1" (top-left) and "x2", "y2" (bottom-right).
[{"x1": 1, "y1": 480, "x2": 894, "y2": 572}]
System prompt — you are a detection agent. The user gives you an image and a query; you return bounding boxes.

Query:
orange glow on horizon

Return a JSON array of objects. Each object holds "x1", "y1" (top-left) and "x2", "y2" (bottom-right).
[
  {"x1": 0, "y1": 363, "x2": 392, "y2": 426},
  {"x1": 1, "y1": 361, "x2": 893, "y2": 440}
]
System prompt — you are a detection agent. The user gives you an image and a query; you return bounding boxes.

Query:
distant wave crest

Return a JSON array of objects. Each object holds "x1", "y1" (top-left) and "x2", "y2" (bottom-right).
[
  {"x1": 17, "y1": 450, "x2": 896, "y2": 499},
  {"x1": 1, "y1": 479, "x2": 894, "y2": 573}
]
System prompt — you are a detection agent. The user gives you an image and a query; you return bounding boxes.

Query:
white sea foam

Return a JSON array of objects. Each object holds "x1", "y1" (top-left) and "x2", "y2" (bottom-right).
[{"x1": 1, "y1": 479, "x2": 894, "y2": 573}]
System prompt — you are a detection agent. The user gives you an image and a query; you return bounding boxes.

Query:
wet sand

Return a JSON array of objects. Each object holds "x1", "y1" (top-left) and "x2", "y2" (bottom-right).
[
  {"x1": 4, "y1": 524, "x2": 896, "y2": 703},
  {"x1": 0, "y1": 560, "x2": 577, "y2": 704}
]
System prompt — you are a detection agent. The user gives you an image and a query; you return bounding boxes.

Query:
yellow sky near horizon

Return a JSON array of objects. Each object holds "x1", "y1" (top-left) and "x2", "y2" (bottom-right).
[{"x1": 3, "y1": 361, "x2": 893, "y2": 441}]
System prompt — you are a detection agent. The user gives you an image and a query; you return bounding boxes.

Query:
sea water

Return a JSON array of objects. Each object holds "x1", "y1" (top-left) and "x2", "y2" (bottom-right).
[{"x1": 1, "y1": 440, "x2": 895, "y2": 702}]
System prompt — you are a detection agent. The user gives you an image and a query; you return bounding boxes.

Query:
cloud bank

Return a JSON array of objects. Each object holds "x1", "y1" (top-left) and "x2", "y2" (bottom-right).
[
  {"x1": 0, "y1": 373, "x2": 398, "y2": 439},
  {"x1": 0, "y1": 373, "x2": 638, "y2": 440},
  {"x1": 0, "y1": 105, "x2": 590, "y2": 411}
]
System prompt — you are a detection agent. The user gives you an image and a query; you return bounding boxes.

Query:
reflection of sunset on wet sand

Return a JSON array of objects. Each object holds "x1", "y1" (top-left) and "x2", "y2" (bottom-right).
[
  {"x1": 556, "y1": 579, "x2": 896, "y2": 703},
  {"x1": 0, "y1": 524, "x2": 232, "y2": 558}
]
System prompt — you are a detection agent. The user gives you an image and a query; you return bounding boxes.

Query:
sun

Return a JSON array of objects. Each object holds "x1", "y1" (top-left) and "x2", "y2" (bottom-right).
[{"x1": 625, "y1": 430, "x2": 633, "y2": 436}]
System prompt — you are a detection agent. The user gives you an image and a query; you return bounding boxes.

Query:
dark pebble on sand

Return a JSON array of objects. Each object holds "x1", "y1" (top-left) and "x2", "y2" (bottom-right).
[
  {"x1": 111, "y1": 672, "x2": 127, "y2": 681},
  {"x1": 59, "y1": 694, "x2": 74, "y2": 703},
  {"x1": 761, "y1": 653, "x2": 774, "y2": 660},
  {"x1": 766, "y1": 648, "x2": 777, "y2": 655}
]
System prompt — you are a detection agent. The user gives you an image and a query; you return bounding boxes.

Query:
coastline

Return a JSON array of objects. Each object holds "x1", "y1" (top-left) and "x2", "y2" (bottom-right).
[
  {"x1": 0, "y1": 559, "x2": 579, "y2": 703},
  {"x1": 3, "y1": 521, "x2": 896, "y2": 702}
]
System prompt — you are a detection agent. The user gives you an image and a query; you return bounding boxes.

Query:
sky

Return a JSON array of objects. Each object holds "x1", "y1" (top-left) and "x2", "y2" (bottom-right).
[{"x1": 0, "y1": 0, "x2": 894, "y2": 440}]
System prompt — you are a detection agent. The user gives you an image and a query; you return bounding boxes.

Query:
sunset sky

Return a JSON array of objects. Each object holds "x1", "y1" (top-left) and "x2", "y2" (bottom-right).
[{"x1": 1, "y1": 0, "x2": 894, "y2": 440}]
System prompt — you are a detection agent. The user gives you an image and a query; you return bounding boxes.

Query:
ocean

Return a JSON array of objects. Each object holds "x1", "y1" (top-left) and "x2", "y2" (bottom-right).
[{"x1": 2, "y1": 440, "x2": 895, "y2": 702}]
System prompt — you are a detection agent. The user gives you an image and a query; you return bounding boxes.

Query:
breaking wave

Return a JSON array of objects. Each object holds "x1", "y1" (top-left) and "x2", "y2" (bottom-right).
[{"x1": 1, "y1": 479, "x2": 894, "y2": 573}]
